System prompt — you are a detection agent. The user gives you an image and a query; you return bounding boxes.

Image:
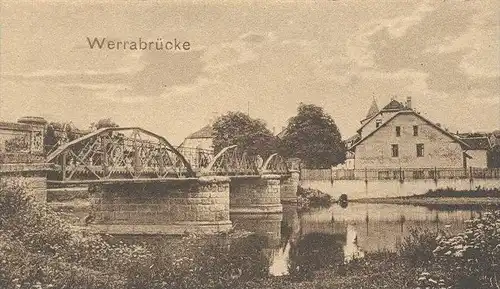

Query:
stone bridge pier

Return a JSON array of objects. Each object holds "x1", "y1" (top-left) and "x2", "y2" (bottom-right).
[
  {"x1": 88, "y1": 176, "x2": 232, "y2": 235},
  {"x1": 279, "y1": 170, "x2": 300, "y2": 203},
  {"x1": 229, "y1": 174, "x2": 283, "y2": 214}
]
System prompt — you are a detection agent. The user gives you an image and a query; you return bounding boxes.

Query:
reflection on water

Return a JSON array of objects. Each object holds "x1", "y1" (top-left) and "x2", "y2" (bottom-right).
[
  {"x1": 230, "y1": 202, "x2": 490, "y2": 278},
  {"x1": 343, "y1": 224, "x2": 364, "y2": 263}
]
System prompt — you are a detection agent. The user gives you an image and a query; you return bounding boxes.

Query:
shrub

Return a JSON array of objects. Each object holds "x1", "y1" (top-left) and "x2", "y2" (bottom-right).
[
  {"x1": 0, "y1": 179, "x2": 269, "y2": 289},
  {"x1": 398, "y1": 227, "x2": 439, "y2": 265},
  {"x1": 432, "y1": 211, "x2": 500, "y2": 288},
  {"x1": 0, "y1": 179, "x2": 144, "y2": 289},
  {"x1": 297, "y1": 186, "x2": 333, "y2": 211}
]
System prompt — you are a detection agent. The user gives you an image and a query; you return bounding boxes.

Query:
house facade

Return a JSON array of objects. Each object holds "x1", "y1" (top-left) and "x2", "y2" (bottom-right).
[{"x1": 348, "y1": 98, "x2": 472, "y2": 169}]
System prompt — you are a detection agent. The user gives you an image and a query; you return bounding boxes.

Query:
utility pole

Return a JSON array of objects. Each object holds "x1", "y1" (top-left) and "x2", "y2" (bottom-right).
[{"x1": 247, "y1": 101, "x2": 250, "y2": 116}]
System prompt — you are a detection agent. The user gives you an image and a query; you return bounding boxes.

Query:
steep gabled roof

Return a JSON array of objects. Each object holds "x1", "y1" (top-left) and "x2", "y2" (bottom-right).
[
  {"x1": 350, "y1": 110, "x2": 471, "y2": 150},
  {"x1": 459, "y1": 137, "x2": 491, "y2": 150},
  {"x1": 186, "y1": 125, "x2": 214, "y2": 139}
]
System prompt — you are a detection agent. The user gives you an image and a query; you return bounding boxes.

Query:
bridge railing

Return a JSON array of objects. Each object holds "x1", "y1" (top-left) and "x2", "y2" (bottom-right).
[
  {"x1": 201, "y1": 145, "x2": 291, "y2": 176},
  {"x1": 176, "y1": 146, "x2": 214, "y2": 170},
  {"x1": 46, "y1": 127, "x2": 195, "y2": 181}
]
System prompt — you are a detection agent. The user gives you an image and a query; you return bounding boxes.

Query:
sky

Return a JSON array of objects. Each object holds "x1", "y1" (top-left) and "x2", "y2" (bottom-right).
[{"x1": 1, "y1": 0, "x2": 499, "y2": 145}]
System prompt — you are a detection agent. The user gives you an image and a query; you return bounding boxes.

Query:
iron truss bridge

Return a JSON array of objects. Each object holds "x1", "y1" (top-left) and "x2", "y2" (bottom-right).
[{"x1": 46, "y1": 127, "x2": 291, "y2": 183}]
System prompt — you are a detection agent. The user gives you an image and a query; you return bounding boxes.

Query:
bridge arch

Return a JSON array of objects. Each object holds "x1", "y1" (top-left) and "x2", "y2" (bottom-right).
[{"x1": 46, "y1": 127, "x2": 194, "y2": 181}]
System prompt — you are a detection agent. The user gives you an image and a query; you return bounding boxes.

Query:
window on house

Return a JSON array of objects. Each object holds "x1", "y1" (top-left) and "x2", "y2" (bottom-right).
[
  {"x1": 391, "y1": 144, "x2": 399, "y2": 157},
  {"x1": 376, "y1": 119, "x2": 382, "y2": 128},
  {"x1": 416, "y1": 143, "x2": 424, "y2": 157},
  {"x1": 413, "y1": 125, "x2": 418, "y2": 136},
  {"x1": 396, "y1": 126, "x2": 401, "y2": 137}
]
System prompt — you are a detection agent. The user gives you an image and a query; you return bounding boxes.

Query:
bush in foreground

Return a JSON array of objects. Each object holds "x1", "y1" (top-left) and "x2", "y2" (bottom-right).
[{"x1": 0, "y1": 180, "x2": 266, "y2": 289}]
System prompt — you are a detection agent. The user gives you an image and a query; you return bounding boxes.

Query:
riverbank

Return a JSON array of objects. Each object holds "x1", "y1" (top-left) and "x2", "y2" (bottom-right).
[
  {"x1": 352, "y1": 196, "x2": 500, "y2": 206},
  {"x1": 352, "y1": 186, "x2": 500, "y2": 206}
]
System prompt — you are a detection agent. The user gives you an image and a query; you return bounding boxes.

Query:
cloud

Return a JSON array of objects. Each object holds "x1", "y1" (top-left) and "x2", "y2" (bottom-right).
[
  {"x1": 161, "y1": 77, "x2": 217, "y2": 98},
  {"x1": 202, "y1": 32, "x2": 275, "y2": 73}
]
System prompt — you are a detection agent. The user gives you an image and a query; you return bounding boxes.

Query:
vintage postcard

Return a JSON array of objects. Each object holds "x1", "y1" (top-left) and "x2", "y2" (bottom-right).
[{"x1": 0, "y1": 1, "x2": 499, "y2": 288}]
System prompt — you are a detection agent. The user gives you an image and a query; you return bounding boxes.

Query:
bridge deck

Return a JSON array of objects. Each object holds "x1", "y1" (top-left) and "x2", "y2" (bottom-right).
[{"x1": 47, "y1": 178, "x2": 200, "y2": 185}]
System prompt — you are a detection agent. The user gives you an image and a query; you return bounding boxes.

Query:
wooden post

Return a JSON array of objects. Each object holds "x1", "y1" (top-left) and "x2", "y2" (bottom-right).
[{"x1": 434, "y1": 167, "x2": 438, "y2": 183}]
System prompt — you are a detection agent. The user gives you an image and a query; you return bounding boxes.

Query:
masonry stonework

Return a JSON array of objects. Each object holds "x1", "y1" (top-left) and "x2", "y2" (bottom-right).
[
  {"x1": 279, "y1": 170, "x2": 300, "y2": 203},
  {"x1": 0, "y1": 163, "x2": 53, "y2": 202},
  {"x1": 229, "y1": 174, "x2": 282, "y2": 214},
  {"x1": 88, "y1": 176, "x2": 232, "y2": 235}
]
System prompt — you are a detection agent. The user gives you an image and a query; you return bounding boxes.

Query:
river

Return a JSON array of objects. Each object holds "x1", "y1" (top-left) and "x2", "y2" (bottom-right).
[{"x1": 231, "y1": 202, "x2": 488, "y2": 278}]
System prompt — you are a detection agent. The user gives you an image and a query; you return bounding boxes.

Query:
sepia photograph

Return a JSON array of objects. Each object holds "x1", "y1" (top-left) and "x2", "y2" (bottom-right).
[{"x1": 0, "y1": 0, "x2": 499, "y2": 288}]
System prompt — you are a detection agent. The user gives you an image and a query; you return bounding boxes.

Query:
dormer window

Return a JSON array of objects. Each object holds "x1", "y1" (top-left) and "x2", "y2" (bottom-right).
[{"x1": 376, "y1": 119, "x2": 382, "y2": 128}]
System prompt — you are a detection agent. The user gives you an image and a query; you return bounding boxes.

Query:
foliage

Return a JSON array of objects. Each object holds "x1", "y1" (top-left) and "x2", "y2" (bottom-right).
[
  {"x1": 92, "y1": 118, "x2": 120, "y2": 130},
  {"x1": 279, "y1": 103, "x2": 345, "y2": 169},
  {"x1": 488, "y1": 145, "x2": 500, "y2": 168},
  {"x1": 0, "y1": 180, "x2": 268, "y2": 289},
  {"x1": 430, "y1": 211, "x2": 500, "y2": 288},
  {"x1": 424, "y1": 186, "x2": 500, "y2": 198},
  {"x1": 398, "y1": 227, "x2": 439, "y2": 265},
  {"x1": 0, "y1": 179, "x2": 140, "y2": 289},
  {"x1": 212, "y1": 111, "x2": 277, "y2": 157},
  {"x1": 296, "y1": 186, "x2": 333, "y2": 211},
  {"x1": 43, "y1": 122, "x2": 80, "y2": 153}
]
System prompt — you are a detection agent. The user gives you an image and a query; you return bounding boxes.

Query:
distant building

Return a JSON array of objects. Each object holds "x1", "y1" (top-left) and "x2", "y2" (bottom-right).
[
  {"x1": 179, "y1": 125, "x2": 214, "y2": 151},
  {"x1": 347, "y1": 97, "x2": 474, "y2": 169},
  {"x1": 458, "y1": 136, "x2": 491, "y2": 168},
  {"x1": 178, "y1": 125, "x2": 215, "y2": 169}
]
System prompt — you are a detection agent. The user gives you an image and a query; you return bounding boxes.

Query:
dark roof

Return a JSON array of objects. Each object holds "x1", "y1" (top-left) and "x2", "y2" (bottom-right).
[
  {"x1": 186, "y1": 125, "x2": 214, "y2": 139},
  {"x1": 350, "y1": 110, "x2": 471, "y2": 150},
  {"x1": 381, "y1": 99, "x2": 406, "y2": 111},
  {"x1": 358, "y1": 99, "x2": 409, "y2": 131},
  {"x1": 460, "y1": 137, "x2": 491, "y2": 150},
  {"x1": 344, "y1": 134, "x2": 361, "y2": 149}
]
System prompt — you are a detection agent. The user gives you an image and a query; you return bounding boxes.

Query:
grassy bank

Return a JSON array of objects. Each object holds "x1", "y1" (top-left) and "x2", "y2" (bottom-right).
[{"x1": 353, "y1": 186, "x2": 500, "y2": 206}]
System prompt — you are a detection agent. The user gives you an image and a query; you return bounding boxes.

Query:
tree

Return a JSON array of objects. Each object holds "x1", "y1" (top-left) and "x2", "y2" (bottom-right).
[
  {"x1": 212, "y1": 112, "x2": 277, "y2": 158},
  {"x1": 279, "y1": 103, "x2": 346, "y2": 169},
  {"x1": 43, "y1": 122, "x2": 79, "y2": 153},
  {"x1": 91, "y1": 118, "x2": 119, "y2": 130},
  {"x1": 488, "y1": 145, "x2": 500, "y2": 168}
]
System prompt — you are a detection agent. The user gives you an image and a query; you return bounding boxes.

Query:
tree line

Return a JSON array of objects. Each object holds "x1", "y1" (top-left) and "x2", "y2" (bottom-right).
[{"x1": 212, "y1": 103, "x2": 346, "y2": 169}]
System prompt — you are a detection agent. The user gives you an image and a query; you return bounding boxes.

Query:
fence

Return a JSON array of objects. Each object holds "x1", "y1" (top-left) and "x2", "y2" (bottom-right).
[
  {"x1": 301, "y1": 167, "x2": 500, "y2": 181},
  {"x1": 300, "y1": 168, "x2": 332, "y2": 181}
]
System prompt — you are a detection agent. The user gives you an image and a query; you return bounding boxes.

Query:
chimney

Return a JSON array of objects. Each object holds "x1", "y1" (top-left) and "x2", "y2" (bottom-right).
[
  {"x1": 272, "y1": 126, "x2": 276, "y2": 135},
  {"x1": 406, "y1": 96, "x2": 412, "y2": 109},
  {"x1": 436, "y1": 123, "x2": 441, "y2": 127}
]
